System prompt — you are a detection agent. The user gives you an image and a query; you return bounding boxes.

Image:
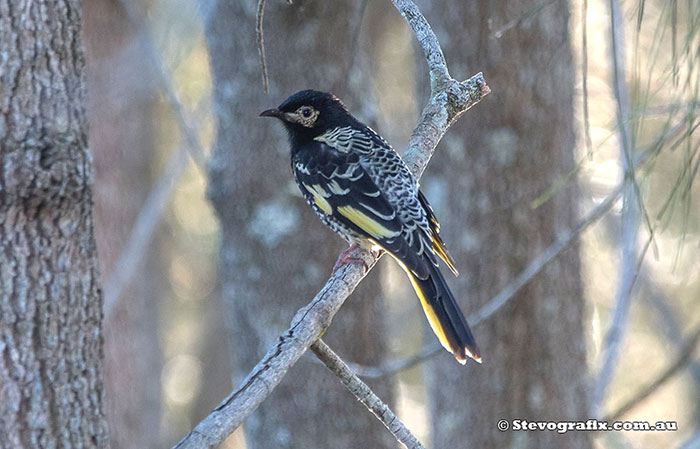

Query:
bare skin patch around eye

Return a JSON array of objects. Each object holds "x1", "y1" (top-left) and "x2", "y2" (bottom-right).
[{"x1": 294, "y1": 106, "x2": 319, "y2": 127}]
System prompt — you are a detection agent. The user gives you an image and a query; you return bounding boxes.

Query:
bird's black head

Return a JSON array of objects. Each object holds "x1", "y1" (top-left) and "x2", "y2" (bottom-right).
[{"x1": 260, "y1": 90, "x2": 358, "y2": 143}]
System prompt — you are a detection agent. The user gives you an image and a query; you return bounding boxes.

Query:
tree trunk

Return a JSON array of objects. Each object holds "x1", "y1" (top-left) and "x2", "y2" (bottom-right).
[
  {"x1": 81, "y1": 0, "x2": 161, "y2": 447},
  {"x1": 203, "y1": 1, "x2": 394, "y2": 448},
  {"x1": 0, "y1": 1, "x2": 109, "y2": 447},
  {"x1": 420, "y1": 2, "x2": 591, "y2": 448}
]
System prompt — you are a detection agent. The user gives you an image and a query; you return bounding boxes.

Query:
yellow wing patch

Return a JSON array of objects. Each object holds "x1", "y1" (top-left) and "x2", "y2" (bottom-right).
[
  {"x1": 303, "y1": 183, "x2": 333, "y2": 215},
  {"x1": 337, "y1": 205, "x2": 399, "y2": 239}
]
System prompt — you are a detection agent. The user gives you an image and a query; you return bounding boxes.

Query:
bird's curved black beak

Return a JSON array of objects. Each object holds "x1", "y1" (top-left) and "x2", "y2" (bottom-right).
[{"x1": 260, "y1": 108, "x2": 282, "y2": 119}]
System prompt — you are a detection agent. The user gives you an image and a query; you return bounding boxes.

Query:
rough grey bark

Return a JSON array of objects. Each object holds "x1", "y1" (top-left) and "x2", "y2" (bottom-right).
[
  {"x1": 0, "y1": 0, "x2": 109, "y2": 447},
  {"x1": 203, "y1": 1, "x2": 394, "y2": 448},
  {"x1": 81, "y1": 0, "x2": 161, "y2": 447},
  {"x1": 421, "y1": 1, "x2": 591, "y2": 448}
]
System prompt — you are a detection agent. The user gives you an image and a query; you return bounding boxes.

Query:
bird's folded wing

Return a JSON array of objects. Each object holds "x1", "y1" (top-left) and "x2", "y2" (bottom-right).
[{"x1": 296, "y1": 150, "x2": 431, "y2": 280}]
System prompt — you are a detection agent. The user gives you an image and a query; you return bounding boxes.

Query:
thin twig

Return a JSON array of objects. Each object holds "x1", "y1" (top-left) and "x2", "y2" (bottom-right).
[
  {"x1": 473, "y1": 191, "x2": 624, "y2": 327},
  {"x1": 490, "y1": 0, "x2": 561, "y2": 39},
  {"x1": 174, "y1": 0, "x2": 490, "y2": 444},
  {"x1": 310, "y1": 340, "x2": 426, "y2": 449},
  {"x1": 256, "y1": 0, "x2": 269, "y2": 93},
  {"x1": 342, "y1": 343, "x2": 439, "y2": 378},
  {"x1": 604, "y1": 323, "x2": 700, "y2": 421},
  {"x1": 582, "y1": 0, "x2": 593, "y2": 159},
  {"x1": 593, "y1": 0, "x2": 641, "y2": 415},
  {"x1": 609, "y1": 0, "x2": 659, "y2": 260},
  {"x1": 633, "y1": 101, "x2": 698, "y2": 117}
]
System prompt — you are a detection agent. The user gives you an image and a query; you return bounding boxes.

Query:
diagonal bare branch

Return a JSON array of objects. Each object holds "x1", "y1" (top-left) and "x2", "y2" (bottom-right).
[
  {"x1": 104, "y1": 99, "x2": 209, "y2": 317},
  {"x1": 310, "y1": 340, "x2": 426, "y2": 449},
  {"x1": 174, "y1": 74, "x2": 487, "y2": 449},
  {"x1": 604, "y1": 323, "x2": 700, "y2": 421},
  {"x1": 173, "y1": 249, "x2": 380, "y2": 449},
  {"x1": 117, "y1": 0, "x2": 208, "y2": 169},
  {"x1": 490, "y1": 0, "x2": 562, "y2": 39},
  {"x1": 101, "y1": 1, "x2": 212, "y2": 315},
  {"x1": 103, "y1": 144, "x2": 189, "y2": 317},
  {"x1": 173, "y1": 1, "x2": 489, "y2": 447},
  {"x1": 346, "y1": 116, "x2": 693, "y2": 379}
]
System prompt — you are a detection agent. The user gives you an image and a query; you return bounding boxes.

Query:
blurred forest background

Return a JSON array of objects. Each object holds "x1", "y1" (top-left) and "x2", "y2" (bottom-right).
[{"x1": 79, "y1": 0, "x2": 699, "y2": 447}]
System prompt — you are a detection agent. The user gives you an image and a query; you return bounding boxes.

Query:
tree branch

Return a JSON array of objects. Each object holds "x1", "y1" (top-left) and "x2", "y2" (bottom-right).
[
  {"x1": 173, "y1": 1, "x2": 489, "y2": 447},
  {"x1": 346, "y1": 180, "x2": 626, "y2": 378},
  {"x1": 174, "y1": 76, "x2": 487, "y2": 449},
  {"x1": 172, "y1": 249, "x2": 379, "y2": 449},
  {"x1": 104, "y1": 100, "x2": 208, "y2": 317},
  {"x1": 104, "y1": 144, "x2": 188, "y2": 317},
  {"x1": 391, "y1": 0, "x2": 449, "y2": 88},
  {"x1": 593, "y1": 0, "x2": 639, "y2": 415},
  {"x1": 117, "y1": 0, "x2": 207, "y2": 169},
  {"x1": 256, "y1": 0, "x2": 269, "y2": 93},
  {"x1": 310, "y1": 340, "x2": 426, "y2": 449},
  {"x1": 103, "y1": 0, "x2": 211, "y2": 314},
  {"x1": 345, "y1": 116, "x2": 693, "y2": 379},
  {"x1": 604, "y1": 323, "x2": 700, "y2": 421}
]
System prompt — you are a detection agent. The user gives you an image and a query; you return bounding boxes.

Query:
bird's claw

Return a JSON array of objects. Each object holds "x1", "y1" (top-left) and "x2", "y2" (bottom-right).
[{"x1": 331, "y1": 243, "x2": 369, "y2": 275}]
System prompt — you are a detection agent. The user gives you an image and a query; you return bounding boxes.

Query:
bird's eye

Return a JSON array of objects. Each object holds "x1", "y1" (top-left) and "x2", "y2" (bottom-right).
[{"x1": 301, "y1": 107, "x2": 313, "y2": 118}]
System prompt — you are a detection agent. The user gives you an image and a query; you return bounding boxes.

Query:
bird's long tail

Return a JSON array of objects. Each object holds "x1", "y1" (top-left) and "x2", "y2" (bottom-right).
[{"x1": 405, "y1": 262, "x2": 481, "y2": 364}]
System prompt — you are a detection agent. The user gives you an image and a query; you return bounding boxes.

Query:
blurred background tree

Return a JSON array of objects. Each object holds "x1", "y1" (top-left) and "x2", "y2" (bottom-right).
[
  {"x1": 419, "y1": 1, "x2": 590, "y2": 448},
  {"x1": 82, "y1": 0, "x2": 162, "y2": 447},
  {"x1": 54, "y1": 0, "x2": 700, "y2": 447}
]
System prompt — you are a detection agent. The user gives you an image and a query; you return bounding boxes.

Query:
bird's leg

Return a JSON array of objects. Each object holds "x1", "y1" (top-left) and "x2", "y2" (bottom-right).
[{"x1": 332, "y1": 243, "x2": 369, "y2": 274}]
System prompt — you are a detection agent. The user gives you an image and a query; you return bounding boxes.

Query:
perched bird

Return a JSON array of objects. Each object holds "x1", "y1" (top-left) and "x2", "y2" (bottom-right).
[{"x1": 261, "y1": 90, "x2": 481, "y2": 364}]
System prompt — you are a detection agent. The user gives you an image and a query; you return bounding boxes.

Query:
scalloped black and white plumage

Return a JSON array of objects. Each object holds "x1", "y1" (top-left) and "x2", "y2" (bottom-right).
[{"x1": 261, "y1": 90, "x2": 481, "y2": 364}]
